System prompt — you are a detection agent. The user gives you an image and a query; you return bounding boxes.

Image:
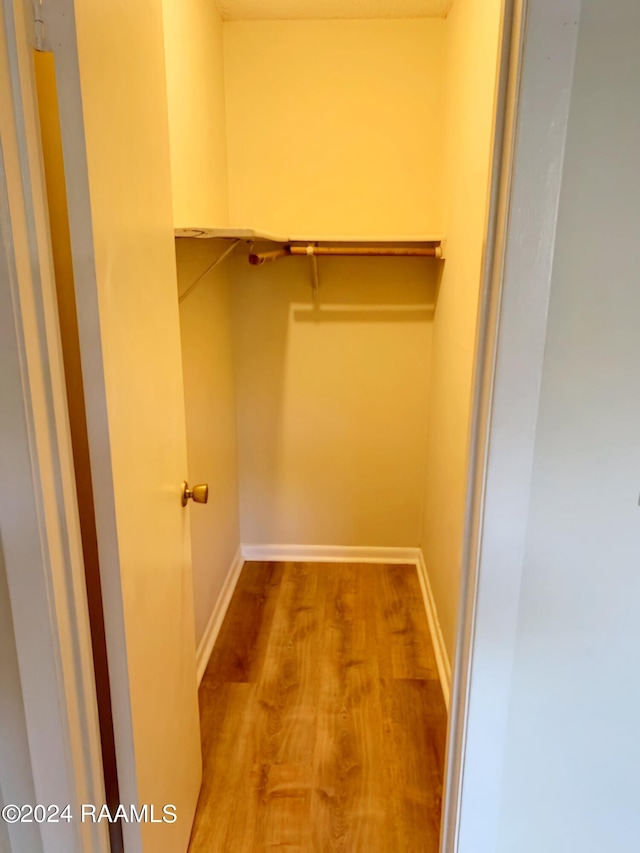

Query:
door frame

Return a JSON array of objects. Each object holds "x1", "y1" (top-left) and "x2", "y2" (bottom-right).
[
  {"x1": 0, "y1": 1, "x2": 108, "y2": 852},
  {"x1": 0, "y1": 1, "x2": 580, "y2": 852},
  {"x1": 442, "y1": 1, "x2": 581, "y2": 851}
]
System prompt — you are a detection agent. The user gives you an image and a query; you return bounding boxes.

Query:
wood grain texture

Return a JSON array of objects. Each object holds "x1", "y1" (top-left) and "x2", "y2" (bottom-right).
[{"x1": 189, "y1": 562, "x2": 447, "y2": 852}]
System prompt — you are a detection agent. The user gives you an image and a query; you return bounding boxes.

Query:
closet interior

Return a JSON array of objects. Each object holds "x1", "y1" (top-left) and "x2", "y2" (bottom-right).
[
  {"x1": 26, "y1": 0, "x2": 504, "y2": 847},
  {"x1": 167, "y1": 0, "x2": 502, "y2": 686}
]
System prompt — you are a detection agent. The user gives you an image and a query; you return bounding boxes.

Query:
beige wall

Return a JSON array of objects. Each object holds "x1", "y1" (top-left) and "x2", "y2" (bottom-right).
[
  {"x1": 177, "y1": 239, "x2": 241, "y2": 643},
  {"x1": 223, "y1": 19, "x2": 445, "y2": 236},
  {"x1": 222, "y1": 18, "x2": 445, "y2": 547},
  {"x1": 419, "y1": 0, "x2": 503, "y2": 661},
  {"x1": 232, "y1": 247, "x2": 437, "y2": 546},
  {"x1": 162, "y1": 0, "x2": 229, "y2": 228},
  {"x1": 499, "y1": 4, "x2": 640, "y2": 849},
  {"x1": 163, "y1": 0, "x2": 239, "y2": 649}
]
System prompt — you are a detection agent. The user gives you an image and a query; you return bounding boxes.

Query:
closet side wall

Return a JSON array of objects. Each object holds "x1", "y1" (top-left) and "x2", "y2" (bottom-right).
[
  {"x1": 177, "y1": 241, "x2": 240, "y2": 646},
  {"x1": 162, "y1": 0, "x2": 228, "y2": 228},
  {"x1": 419, "y1": 0, "x2": 503, "y2": 661},
  {"x1": 223, "y1": 19, "x2": 445, "y2": 235}
]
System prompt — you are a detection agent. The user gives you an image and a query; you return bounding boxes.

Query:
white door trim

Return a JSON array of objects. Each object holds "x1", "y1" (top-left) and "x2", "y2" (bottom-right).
[
  {"x1": 0, "y1": 2, "x2": 107, "y2": 852},
  {"x1": 442, "y1": 2, "x2": 581, "y2": 852},
  {"x1": 196, "y1": 546, "x2": 244, "y2": 685},
  {"x1": 240, "y1": 543, "x2": 423, "y2": 565}
]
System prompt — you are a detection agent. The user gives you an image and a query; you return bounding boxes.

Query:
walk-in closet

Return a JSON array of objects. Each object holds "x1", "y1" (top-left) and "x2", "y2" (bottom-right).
[
  {"x1": 32, "y1": 0, "x2": 503, "y2": 849},
  {"x1": 167, "y1": 0, "x2": 503, "y2": 848}
]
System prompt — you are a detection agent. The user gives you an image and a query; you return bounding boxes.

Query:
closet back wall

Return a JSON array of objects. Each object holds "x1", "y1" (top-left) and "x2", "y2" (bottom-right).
[
  {"x1": 224, "y1": 18, "x2": 444, "y2": 548},
  {"x1": 223, "y1": 19, "x2": 445, "y2": 235},
  {"x1": 232, "y1": 251, "x2": 437, "y2": 548}
]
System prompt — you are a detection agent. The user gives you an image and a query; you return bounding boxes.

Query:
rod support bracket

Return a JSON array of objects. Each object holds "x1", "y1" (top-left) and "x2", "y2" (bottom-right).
[{"x1": 307, "y1": 244, "x2": 320, "y2": 301}]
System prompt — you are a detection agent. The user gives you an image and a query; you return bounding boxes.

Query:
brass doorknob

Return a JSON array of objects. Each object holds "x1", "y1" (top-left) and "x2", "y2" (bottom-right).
[{"x1": 181, "y1": 481, "x2": 209, "y2": 507}]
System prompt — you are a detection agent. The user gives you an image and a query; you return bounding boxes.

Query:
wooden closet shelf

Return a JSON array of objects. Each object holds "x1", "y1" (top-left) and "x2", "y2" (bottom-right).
[
  {"x1": 175, "y1": 226, "x2": 288, "y2": 241},
  {"x1": 174, "y1": 226, "x2": 445, "y2": 250}
]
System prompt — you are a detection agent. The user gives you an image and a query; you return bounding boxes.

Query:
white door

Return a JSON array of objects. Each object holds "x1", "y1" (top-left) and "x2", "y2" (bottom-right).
[{"x1": 37, "y1": 1, "x2": 201, "y2": 851}]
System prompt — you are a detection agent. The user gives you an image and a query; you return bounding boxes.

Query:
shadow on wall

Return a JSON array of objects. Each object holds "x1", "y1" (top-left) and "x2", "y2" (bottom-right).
[
  {"x1": 230, "y1": 243, "x2": 441, "y2": 547},
  {"x1": 293, "y1": 304, "x2": 435, "y2": 324}
]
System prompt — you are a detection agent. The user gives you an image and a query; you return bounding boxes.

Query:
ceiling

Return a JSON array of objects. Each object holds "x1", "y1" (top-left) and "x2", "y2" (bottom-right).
[{"x1": 215, "y1": 0, "x2": 454, "y2": 21}]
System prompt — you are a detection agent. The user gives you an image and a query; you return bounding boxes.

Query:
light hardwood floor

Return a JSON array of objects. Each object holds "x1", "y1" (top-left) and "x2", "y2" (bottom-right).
[{"x1": 188, "y1": 561, "x2": 447, "y2": 852}]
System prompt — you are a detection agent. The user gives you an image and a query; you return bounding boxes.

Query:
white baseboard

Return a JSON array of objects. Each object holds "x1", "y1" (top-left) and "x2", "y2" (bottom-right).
[
  {"x1": 196, "y1": 546, "x2": 244, "y2": 685},
  {"x1": 240, "y1": 542, "x2": 451, "y2": 710},
  {"x1": 240, "y1": 543, "x2": 422, "y2": 565},
  {"x1": 416, "y1": 550, "x2": 452, "y2": 711}
]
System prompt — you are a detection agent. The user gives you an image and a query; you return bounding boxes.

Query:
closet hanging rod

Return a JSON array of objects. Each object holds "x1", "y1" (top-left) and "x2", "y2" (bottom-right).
[{"x1": 248, "y1": 244, "x2": 442, "y2": 265}]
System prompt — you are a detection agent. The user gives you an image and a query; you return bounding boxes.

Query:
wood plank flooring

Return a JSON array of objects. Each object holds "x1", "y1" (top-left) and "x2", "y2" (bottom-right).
[{"x1": 189, "y1": 562, "x2": 447, "y2": 852}]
